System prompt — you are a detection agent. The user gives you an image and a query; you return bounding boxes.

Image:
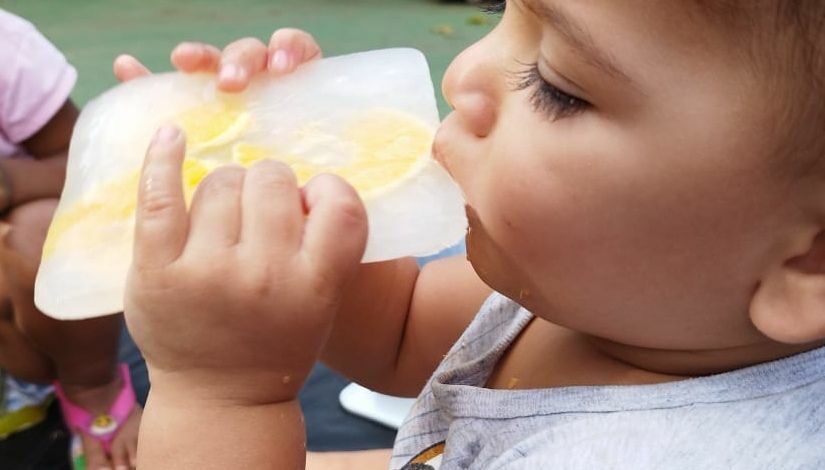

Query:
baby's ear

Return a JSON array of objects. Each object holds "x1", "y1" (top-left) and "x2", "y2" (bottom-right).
[{"x1": 751, "y1": 231, "x2": 825, "y2": 344}]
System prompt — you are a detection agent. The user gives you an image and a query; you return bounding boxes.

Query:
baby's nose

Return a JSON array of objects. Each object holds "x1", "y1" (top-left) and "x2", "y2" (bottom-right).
[
  {"x1": 449, "y1": 93, "x2": 496, "y2": 138},
  {"x1": 442, "y1": 42, "x2": 500, "y2": 138}
]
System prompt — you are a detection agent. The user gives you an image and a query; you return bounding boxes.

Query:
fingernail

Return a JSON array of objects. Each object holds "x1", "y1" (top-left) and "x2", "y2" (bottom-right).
[
  {"x1": 219, "y1": 64, "x2": 244, "y2": 82},
  {"x1": 180, "y1": 41, "x2": 198, "y2": 53},
  {"x1": 116, "y1": 465, "x2": 129, "y2": 470},
  {"x1": 154, "y1": 125, "x2": 179, "y2": 143},
  {"x1": 271, "y1": 50, "x2": 290, "y2": 72}
]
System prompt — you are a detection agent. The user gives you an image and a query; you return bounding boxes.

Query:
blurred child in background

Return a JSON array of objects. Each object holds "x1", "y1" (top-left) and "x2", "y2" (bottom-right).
[{"x1": 0, "y1": 8, "x2": 141, "y2": 470}]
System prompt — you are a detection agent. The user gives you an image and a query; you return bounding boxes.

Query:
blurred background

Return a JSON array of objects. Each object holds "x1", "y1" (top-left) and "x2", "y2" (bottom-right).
[{"x1": 0, "y1": 0, "x2": 496, "y2": 116}]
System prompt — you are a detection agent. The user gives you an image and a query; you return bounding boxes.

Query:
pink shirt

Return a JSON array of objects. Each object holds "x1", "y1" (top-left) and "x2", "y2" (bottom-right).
[{"x1": 0, "y1": 9, "x2": 77, "y2": 157}]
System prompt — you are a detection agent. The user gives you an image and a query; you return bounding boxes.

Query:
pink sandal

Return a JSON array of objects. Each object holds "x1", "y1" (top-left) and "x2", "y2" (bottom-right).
[{"x1": 53, "y1": 363, "x2": 136, "y2": 453}]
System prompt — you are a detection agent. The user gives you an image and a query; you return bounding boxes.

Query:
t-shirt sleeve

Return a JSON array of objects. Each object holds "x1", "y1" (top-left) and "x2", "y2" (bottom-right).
[{"x1": 0, "y1": 10, "x2": 77, "y2": 145}]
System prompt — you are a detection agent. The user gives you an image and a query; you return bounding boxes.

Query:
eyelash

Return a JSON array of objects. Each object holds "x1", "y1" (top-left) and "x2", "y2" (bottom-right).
[
  {"x1": 479, "y1": 2, "x2": 589, "y2": 120},
  {"x1": 513, "y1": 63, "x2": 590, "y2": 121},
  {"x1": 479, "y1": 0, "x2": 506, "y2": 15}
]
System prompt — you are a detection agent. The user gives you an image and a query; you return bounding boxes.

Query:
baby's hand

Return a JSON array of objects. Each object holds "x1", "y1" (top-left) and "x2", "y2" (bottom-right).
[
  {"x1": 124, "y1": 127, "x2": 367, "y2": 405},
  {"x1": 113, "y1": 28, "x2": 323, "y2": 92}
]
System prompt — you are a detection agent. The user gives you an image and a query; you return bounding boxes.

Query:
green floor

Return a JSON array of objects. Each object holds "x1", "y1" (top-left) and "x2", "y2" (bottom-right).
[{"x1": 0, "y1": 0, "x2": 496, "y2": 115}]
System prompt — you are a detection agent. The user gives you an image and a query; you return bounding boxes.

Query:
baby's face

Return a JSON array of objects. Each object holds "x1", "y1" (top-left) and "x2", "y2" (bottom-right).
[{"x1": 434, "y1": 0, "x2": 797, "y2": 350}]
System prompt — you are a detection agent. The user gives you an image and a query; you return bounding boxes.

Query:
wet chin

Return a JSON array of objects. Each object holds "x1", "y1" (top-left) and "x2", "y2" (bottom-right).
[
  {"x1": 465, "y1": 218, "x2": 516, "y2": 298},
  {"x1": 465, "y1": 213, "x2": 539, "y2": 309}
]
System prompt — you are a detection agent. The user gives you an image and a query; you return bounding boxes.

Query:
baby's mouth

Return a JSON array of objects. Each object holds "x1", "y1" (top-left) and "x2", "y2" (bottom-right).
[
  {"x1": 430, "y1": 141, "x2": 448, "y2": 174},
  {"x1": 430, "y1": 125, "x2": 455, "y2": 178}
]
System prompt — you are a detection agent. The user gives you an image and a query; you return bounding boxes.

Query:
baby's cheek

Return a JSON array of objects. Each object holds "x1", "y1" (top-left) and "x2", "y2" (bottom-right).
[{"x1": 470, "y1": 181, "x2": 544, "y2": 267}]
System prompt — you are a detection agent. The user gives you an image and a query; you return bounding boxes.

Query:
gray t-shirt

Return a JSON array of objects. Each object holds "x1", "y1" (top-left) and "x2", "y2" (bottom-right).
[{"x1": 390, "y1": 293, "x2": 825, "y2": 469}]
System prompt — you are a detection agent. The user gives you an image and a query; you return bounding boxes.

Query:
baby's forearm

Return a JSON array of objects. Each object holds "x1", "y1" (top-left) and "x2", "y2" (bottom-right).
[
  {"x1": 320, "y1": 257, "x2": 420, "y2": 392},
  {"x1": 321, "y1": 255, "x2": 490, "y2": 396},
  {"x1": 0, "y1": 314, "x2": 54, "y2": 383},
  {"x1": 0, "y1": 153, "x2": 67, "y2": 207},
  {"x1": 140, "y1": 390, "x2": 305, "y2": 469},
  {"x1": 18, "y1": 308, "x2": 121, "y2": 387}
]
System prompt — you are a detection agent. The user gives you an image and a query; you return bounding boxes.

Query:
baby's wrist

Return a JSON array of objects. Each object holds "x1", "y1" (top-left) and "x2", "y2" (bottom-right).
[
  {"x1": 58, "y1": 372, "x2": 124, "y2": 415},
  {"x1": 148, "y1": 389, "x2": 300, "y2": 415},
  {"x1": 140, "y1": 393, "x2": 305, "y2": 469},
  {"x1": 147, "y1": 367, "x2": 303, "y2": 407}
]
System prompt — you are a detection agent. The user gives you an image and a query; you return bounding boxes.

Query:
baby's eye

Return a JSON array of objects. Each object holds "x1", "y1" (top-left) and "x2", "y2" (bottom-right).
[
  {"x1": 513, "y1": 63, "x2": 590, "y2": 121},
  {"x1": 479, "y1": 0, "x2": 506, "y2": 15}
]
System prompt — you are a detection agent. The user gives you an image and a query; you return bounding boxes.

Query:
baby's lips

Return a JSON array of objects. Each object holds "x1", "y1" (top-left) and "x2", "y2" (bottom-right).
[{"x1": 431, "y1": 128, "x2": 451, "y2": 175}]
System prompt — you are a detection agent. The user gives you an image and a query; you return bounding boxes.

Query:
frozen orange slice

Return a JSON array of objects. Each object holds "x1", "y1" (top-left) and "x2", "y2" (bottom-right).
[
  {"x1": 232, "y1": 142, "x2": 272, "y2": 167},
  {"x1": 175, "y1": 100, "x2": 250, "y2": 155},
  {"x1": 182, "y1": 158, "x2": 215, "y2": 203},
  {"x1": 228, "y1": 109, "x2": 432, "y2": 199},
  {"x1": 43, "y1": 159, "x2": 217, "y2": 262},
  {"x1": 42, "y1": 171, "x2": 140, "y2": 260}
]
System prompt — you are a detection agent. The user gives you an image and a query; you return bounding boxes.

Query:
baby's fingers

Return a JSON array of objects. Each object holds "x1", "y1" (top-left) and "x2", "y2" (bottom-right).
[
  {"x1": 268, "y1": 28, "x2": 323, "y2": 74},
  {"x1": 110, "y1": 440, "x2": 133, "y2": 470},
  {"x1": 170, "y1": 42, "x2": 222, "y2": 74},
  {"x1": 108, "y1": 408, "x2": 140, "y2": 470},
  {"x1": 113, "y1": 55, "x2": 151, "y2": 83},
  {"x1": 78, "y1": 432, "x2": 112, "y2": 470},
  {"x1": 301, "y1": 175, "x2": 367, "y2": 288},
  {"x1": 217, "y1": 37, "x2": 268, "y2": 92},
  {"x1": 133, "y1": 126, "x2": 188, "y2": 270},
  {"x1": 240, "y1": 161, "x2": 303, "y2": 255}
]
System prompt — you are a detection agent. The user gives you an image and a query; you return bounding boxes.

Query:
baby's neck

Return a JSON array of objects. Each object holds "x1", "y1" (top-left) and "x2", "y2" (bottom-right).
[
  {"x1": 488, "y1": 319, "x2": 680, "y2": 390},
  {"x1": 487, "y1": 318, "x2": 825, "y2": 390},
  {"x1": 588, "y1": 334, "x2": 825, "y2": 378}
]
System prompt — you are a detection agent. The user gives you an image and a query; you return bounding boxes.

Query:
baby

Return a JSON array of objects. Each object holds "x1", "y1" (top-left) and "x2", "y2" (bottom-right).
[
  {"x1": 119, "y1": 1, "x2": 825, "y2": 468},
  {"x1": 0, "y1": 8, "x2": 141, "y2": 470}
]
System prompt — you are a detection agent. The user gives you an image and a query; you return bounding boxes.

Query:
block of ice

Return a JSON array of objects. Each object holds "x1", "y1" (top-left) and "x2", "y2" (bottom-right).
[{"x1": 35, "y1": 49, "x2": 466, "y2": 319}]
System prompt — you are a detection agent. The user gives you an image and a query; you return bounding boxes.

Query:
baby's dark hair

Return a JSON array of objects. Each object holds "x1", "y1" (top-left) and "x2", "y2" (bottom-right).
[{"x1": 698, "y1": 1, "x2": 825, "y2": 174}]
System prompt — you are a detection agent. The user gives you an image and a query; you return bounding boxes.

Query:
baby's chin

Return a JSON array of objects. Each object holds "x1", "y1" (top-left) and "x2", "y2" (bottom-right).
[
  {"x1": 463, "y1": 204, "x2": 530, "y2": 304},
  {"x1": 464, "y1": 205, "x2": 490, "y2": 273}
]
